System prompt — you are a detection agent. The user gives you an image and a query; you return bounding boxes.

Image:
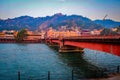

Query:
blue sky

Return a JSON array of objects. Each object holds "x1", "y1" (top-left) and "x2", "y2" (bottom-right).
[{"x1": 0, "y1": 0, "x2": 120, "y2": 21}]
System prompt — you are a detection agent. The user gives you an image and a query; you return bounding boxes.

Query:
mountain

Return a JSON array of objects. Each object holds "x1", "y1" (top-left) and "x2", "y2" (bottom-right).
[
  {"x1": 94, "y1": 19, "x2": 120, "y2": 28},
  {"x1": 0, "y1": 13, "x2": 103, "y2": 31},
  {"x1": 38, "y1": 13, "x2": 103, "y2": 30}
]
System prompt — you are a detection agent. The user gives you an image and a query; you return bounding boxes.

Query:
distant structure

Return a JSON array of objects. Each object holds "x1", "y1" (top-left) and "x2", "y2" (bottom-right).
[{"x1": 103, "y1": 14, "x2": 108, "y2": 20}]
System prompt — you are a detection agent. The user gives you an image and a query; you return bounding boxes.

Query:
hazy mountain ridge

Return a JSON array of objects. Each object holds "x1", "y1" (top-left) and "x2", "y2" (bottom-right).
[
  {"x1": 94, "y1": 19, "x2": 120, "y2": 28},
  {"x1": 0, "y1": 13, "x2": 119, "y2": 31}
]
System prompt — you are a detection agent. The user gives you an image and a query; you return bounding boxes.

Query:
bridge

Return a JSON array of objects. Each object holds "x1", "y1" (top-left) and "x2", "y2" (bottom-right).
[{"x1": 46, "y1": 35, "x2": 120, "y2": 56}]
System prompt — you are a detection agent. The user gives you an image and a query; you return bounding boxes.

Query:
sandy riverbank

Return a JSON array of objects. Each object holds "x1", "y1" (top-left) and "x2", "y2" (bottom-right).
[{"x1": 90, "y1": 73, "x2": 120, "y2": 80}]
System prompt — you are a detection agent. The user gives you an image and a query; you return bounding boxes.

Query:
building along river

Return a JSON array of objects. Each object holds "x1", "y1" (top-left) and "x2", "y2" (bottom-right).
[{"x1": 0, "y1": 43, "x2": 120, "y2": 80}]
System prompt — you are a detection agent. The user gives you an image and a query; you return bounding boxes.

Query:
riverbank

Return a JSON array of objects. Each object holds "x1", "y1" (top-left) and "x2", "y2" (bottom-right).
[
  {"x1": 91, "y1": 73, "x2": 120, "y2": 80},
  {"x1": 0, "y1": 38, "x2": 45, "y2": 43}
]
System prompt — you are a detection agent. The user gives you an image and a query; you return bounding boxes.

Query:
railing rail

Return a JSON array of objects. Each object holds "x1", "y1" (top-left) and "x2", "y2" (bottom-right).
[{"x1": 14, "y1": 66, "x2": 120, "y2": 80}]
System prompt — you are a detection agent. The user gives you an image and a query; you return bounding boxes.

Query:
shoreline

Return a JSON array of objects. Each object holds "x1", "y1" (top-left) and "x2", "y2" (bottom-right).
[
  {"x1": 0, "y1": 39, "x2": 45, "y2": 43},
  {"x1": 90, "y1": 73, "x2": 120, "y2": 80}
]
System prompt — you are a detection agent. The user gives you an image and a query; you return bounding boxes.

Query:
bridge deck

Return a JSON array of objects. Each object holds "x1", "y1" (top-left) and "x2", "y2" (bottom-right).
[{"x1": 50, "y1": 35, "x2": 120, "y2": 56}]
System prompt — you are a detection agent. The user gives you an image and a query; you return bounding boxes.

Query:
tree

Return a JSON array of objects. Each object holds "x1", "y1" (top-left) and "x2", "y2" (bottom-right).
[{"x1": 15, "y1": 29, "x2": 27, "y2": 42}]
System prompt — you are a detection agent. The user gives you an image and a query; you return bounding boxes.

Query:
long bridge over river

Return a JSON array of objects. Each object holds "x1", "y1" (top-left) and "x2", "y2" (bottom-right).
[
  {"x1": 0, "y1": 35, "x2": 120, "y2": 56},
  {"x1": 46, "y1": 35, "x2": 120, "y2": 56}
]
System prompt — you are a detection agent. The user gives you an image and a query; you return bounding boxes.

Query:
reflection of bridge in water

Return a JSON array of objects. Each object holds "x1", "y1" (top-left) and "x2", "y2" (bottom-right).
[{"x1": 46, "y1": 35, "x2": 120, "y2": 56}]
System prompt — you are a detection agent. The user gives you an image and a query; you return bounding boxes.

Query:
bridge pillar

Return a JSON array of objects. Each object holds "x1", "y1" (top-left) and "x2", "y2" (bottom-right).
[
  {"x1": 59, "y1": 45, "x2": 84, "y2": 53},
  {"x1": 45, "y1": 39, "x2": 51, "y2": 45},
  {"x1": 59, "y1": 39, "x2": 84, "y2": 53},
  {"x1": 46, "y1": 39, "x2": 58, "y2": 47}
]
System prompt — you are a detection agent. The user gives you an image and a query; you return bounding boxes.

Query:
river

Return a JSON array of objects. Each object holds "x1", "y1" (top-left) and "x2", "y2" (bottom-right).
[{"x1": 0, "y1": 43, "x2": 120, "y2": 80}]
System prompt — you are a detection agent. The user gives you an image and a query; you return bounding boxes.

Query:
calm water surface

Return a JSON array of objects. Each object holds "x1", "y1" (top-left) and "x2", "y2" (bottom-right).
[{"x1": 0, "y1": 43, "x2": 120, "y2": 80}]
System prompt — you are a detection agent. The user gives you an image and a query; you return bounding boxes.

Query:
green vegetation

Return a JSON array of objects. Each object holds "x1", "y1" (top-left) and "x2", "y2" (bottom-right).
[{"x1": 15, "y1": 29, "x2": 27, "y2": 42}]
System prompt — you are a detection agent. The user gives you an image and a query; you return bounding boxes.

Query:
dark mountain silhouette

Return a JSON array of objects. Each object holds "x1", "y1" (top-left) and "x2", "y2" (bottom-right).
[
  {"x1": 38, "y1": 13, "x2": 103, "y2": 30},
  {"x1": 0, "y1": 13, "x2": 115, "y2": 31},
  {"x1": 94, "y1": 19, "x2": 120, "y2": 28}
]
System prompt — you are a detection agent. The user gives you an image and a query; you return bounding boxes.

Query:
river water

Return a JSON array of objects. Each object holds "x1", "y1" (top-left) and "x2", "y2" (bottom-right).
[{"x1": 0, "y1": 43, "x2": 120, "y2": 80}]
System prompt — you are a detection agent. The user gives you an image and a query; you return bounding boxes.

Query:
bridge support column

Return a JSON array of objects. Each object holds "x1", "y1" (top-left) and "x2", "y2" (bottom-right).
[
  {"x1": 59, "y1": 39, "x2": 84, "y2": 53},
  {"x1": 59, "y1": 45, "x2": 84, "y2": 53},
  {"x1": 46, "y1": 39, "x2": 58, "y2": 47},
  {"x1": 45, "y1": 39, "x2": 52, "y2": 45},
  {"x1": 48, "y1": 43, "x2": 59, "y2": 47}
]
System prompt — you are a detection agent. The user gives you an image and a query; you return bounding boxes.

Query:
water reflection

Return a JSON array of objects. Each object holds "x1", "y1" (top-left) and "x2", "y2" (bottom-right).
[
  {"x1": 49, "y1": 45, "x2": 120, "y2": 79},
  {"x1": 50, "y1": 46, "x2": 106, "y2": 79},
  {"x1": 84, "y1": 49, "x2": 120, "y2": 73},
  {"x1": 0, "y1": 44, "x2": 120, "y2": 80},
  {"x1": 59, "y1": 53, "x2": 101, "y2": 78}
]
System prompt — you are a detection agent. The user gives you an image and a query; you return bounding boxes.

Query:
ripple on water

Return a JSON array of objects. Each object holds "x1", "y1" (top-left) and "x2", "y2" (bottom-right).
[{"x1": 0, "y1": 43, "x2": 120, "y2": 80}]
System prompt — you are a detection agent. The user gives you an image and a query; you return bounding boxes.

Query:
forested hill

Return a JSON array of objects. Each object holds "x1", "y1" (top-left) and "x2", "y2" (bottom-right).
[
  {"x1": 94, "y1": 19, "x2": 120, "y2": 28},
  {"x1": 1, "y1": 13, "x2": 119, "y2": 31}
]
